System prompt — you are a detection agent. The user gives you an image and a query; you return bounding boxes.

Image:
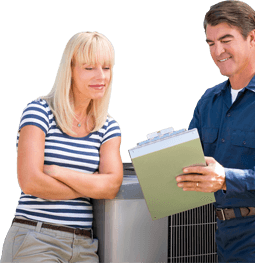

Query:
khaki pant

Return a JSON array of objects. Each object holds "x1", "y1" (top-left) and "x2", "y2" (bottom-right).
[{"x1": 1, "y1": 221, "x2": 99, "y2": 263}]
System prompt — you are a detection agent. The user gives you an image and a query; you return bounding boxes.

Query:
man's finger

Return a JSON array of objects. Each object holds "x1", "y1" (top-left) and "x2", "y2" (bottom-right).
[
  {"x1": 183, "y1": 165, "x2": 207, "y2": 174},
  {"x1": 205, "y1": 156, "x2": 216, "y2": 165},
  {"x1": 176, "y1": 175, "x2": 209, "y2": 183}
]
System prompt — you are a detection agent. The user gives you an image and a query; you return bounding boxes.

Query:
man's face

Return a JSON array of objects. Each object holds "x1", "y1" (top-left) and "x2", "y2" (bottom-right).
[{"x1": 206, "y1": 23, "x2": 253, "y2": 78}]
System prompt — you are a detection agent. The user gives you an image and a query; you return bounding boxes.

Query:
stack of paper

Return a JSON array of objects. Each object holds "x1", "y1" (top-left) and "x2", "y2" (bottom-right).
[{"x1": 129, "y1": 128, "x2": 215, "y2": 220}]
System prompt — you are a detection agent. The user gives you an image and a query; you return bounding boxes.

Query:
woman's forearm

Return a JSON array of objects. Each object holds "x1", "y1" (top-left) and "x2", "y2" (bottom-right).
[
  {"x1": 20, "y1": 170, "x2": 83, "y2": 200},
  {"x1": 44, "y1": 165, "x2": 122, "y2": 199}
]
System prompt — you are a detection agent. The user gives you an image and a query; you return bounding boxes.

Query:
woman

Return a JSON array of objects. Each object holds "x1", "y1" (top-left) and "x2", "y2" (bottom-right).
[{"x1": 1, "y1": 32, "x2": 123, "y2": 262}]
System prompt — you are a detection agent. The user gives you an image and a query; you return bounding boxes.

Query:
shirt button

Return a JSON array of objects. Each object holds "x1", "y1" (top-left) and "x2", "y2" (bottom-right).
[
  {"x1": 227, "y1": 113, "x2": 231, "y2": 117},
  {"x1": 222, "y1": 139, "x2": 225, "y2": 143},
  {"x1": 243, "y1": 141, "x2": 246, "y2": 145}
]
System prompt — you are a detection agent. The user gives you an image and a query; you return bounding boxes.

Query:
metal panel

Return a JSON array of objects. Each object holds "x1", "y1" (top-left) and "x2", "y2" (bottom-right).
[
  {"x1": 93, "y1": 164, "x2": 168, "y2": 263},
  {"x1": 168, "y1": 203, "x2": 218, "y2": 263}
]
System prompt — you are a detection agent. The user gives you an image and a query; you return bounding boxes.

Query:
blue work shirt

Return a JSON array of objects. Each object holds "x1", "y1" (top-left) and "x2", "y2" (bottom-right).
[
  {"x1": 189, "y1": 76, "x2": 255, "y2": 262},
  {"x1": 189, "y1": 76, "x2": 255, "y2": 209}
]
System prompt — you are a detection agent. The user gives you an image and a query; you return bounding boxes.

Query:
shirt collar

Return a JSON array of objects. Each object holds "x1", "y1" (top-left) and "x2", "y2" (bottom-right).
[
  {"x1": 214, "y1": 75, "x2": 255, "y2": 95},
  {"x1": 246, "y1": 75, "x2": 255, "y2": 93}
]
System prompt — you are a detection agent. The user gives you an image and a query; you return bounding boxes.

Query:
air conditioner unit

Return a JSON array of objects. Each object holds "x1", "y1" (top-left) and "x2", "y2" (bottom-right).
[{"x1": 93, "y1": 163, "x2": 218, "y2": 263}]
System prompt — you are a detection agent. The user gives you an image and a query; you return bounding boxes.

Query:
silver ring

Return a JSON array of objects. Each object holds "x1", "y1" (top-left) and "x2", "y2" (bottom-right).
[{"x1": 196, "y1": 183, "x2": 199, "y2": 187}]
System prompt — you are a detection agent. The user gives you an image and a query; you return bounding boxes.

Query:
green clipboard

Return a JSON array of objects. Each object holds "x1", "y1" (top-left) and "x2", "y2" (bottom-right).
[{"x1": 129, "y1": 128, "x2": 215, "y2": 220}]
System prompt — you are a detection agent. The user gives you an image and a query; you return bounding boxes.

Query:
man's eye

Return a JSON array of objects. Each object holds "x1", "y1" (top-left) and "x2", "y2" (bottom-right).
[
  {"x1": 85, "y1": 68, "x2": 93, "y2": 70},
  {"x1": 209, "y1": 43, "x2": 215, "y2": 47},
  {"x1": 222, "y1": 40, "x2": 230, "y2": 44}
]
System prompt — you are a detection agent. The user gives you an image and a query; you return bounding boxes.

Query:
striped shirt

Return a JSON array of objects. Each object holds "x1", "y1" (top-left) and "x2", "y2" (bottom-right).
[{"x1": 15, "y1": 99, "x2": 121, "y2": 229}]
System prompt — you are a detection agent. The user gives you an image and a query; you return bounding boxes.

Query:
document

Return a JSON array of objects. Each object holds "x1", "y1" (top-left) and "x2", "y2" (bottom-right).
[{"x1": 129, "y1": 128, "x2": 215, "y2": 220}]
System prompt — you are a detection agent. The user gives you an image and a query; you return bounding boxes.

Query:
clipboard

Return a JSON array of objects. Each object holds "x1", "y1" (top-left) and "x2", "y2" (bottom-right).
[{"x1": 129, "y1": 128, "x2": 215, "y2": 220}]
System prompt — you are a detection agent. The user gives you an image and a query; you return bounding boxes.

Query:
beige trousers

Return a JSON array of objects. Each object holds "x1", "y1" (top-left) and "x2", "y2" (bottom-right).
[{"x1": 1, "y1": 221, "x2": 99, "y2": 263}]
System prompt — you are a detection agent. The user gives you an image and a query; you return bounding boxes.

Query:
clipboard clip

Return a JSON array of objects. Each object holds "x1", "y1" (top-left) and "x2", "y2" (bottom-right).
[{"x1": 147, "y1": 127, "x2": 174, "y2": 140}]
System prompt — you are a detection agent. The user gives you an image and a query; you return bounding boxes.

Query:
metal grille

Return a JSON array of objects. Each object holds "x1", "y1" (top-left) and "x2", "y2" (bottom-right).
[{"x1": 169, "y1": 203, "x2": 218, "y2": 263}]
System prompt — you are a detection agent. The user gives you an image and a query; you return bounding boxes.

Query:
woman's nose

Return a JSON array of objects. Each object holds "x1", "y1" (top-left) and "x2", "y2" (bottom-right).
[{"x1": 95, "y1": 66, "x2": 105, "y2": 79}]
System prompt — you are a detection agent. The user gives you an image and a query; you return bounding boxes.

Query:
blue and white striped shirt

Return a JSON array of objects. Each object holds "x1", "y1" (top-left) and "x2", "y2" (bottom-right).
[{"x1": 15, "y1": 99, "x2": 121, "y2": 229}]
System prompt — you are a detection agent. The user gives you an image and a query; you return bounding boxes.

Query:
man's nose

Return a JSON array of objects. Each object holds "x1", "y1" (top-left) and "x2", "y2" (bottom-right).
[{"x1": 214, "y1": 42, "x2": 226, "y2": 57}]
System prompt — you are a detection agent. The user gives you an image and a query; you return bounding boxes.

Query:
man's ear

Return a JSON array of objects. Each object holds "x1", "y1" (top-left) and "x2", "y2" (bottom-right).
[{"x1": 248, "y1": 29, "x2": 255, "y2": 47}]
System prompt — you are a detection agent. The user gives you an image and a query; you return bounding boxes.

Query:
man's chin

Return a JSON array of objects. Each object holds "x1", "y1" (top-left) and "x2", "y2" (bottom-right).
[{"x1": 219, "y1": 68, "x2": 232, "y2": 77}]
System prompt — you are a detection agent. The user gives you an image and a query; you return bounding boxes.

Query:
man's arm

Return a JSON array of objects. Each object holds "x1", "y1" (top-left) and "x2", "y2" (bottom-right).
[
  {"x1": 176, "y1": 156, "x2": 255, "y2": 197},
  {"x1": 222, "y1": 167, "x2": 255, "y2": 196}
]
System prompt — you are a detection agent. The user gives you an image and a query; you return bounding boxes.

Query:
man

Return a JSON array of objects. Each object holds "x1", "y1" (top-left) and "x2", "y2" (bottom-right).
[{"x1": 175, "y1": 0, "x2": 255, "y2": 262}]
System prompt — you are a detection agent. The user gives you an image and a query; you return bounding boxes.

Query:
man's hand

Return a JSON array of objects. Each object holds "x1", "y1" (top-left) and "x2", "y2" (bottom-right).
[{"x1": 176, "y1": 157, "x2": 226, "y2": 192}]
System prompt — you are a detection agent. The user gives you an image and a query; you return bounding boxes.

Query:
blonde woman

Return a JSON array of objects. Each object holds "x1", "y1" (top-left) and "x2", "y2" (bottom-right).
[{"x1": 1, "y1": 32, "x2": 123, "y2": 263}]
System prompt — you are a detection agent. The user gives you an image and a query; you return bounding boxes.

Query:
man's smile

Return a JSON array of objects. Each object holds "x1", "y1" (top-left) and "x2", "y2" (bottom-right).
[{"x1": 218, "y1": 56, "x2": 232, "y2": 62}]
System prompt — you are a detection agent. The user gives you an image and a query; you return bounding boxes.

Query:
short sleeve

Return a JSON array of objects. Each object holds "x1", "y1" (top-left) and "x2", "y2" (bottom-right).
[
  {"x1": 101, "y1": 117, "x2": 121, "y2": 144},
  {"x1": 18, "y1": 99, "x2": 50, "y2": 136}
]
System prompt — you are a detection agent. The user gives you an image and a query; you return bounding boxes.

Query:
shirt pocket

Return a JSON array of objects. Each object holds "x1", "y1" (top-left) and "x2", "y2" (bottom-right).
[
  {"x1": 202, "y1": 127, "x2": 219, "y2": 143},
  {"x1": 231, "y1": 130, "x2": 255, "y2": 168},
  {"x1": 201, "y1": 127, "x2": 219, "y2": 156},
  {"x1": 231, "y1": 130, "x2": 255, "y2": 149}
]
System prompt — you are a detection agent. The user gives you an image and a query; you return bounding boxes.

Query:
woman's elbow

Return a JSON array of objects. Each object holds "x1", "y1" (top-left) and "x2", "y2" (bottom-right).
[
  {"x1": 17, "y1": 174, "x2": 25, "y2": 192},
  {"x1": 18, "y1": 178, "x2": 34, "y2": 195},
  {"x1": 106, "y1": 177, "x2": 123, "y2": 200},
  {"x1": 17, "y1": 171, "x2": 37, "y2": 196},
  {"x1": 18, "y1": 180, "x2": 32, "y2": 195}
]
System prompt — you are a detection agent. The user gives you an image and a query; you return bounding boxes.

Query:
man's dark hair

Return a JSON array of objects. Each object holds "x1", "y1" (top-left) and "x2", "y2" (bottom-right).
[{"x1": 204, "y1": 0, "x2": 255, "y2": 39}]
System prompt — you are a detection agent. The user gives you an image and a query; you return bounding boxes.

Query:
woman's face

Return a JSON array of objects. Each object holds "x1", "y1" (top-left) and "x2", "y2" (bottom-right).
[{"x1": 71, "y1": 60, "x2": 111, "y2": 101}]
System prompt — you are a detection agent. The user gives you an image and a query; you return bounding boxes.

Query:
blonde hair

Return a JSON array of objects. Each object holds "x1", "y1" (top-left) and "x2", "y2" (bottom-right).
[{"x1": 42, "y1": 32, "x2": 115, "y2": 135}]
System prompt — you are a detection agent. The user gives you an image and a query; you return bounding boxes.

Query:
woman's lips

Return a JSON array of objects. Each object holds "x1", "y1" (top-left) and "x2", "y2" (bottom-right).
[
  {"x1": 89, "y1": 84, "x2": 104, "y2": 88},
  {"x1": 89, "y1": 84, "x2": 105, "y2": 90}
]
